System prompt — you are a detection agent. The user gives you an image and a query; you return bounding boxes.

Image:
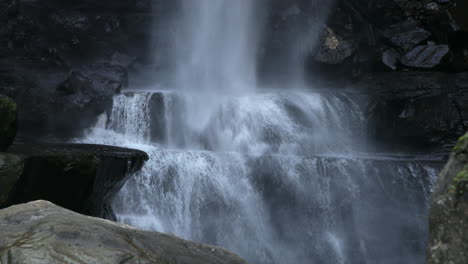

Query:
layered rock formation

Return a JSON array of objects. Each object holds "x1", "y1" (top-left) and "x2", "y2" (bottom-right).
[
  {"x1": 1, "y1": 143, "x2": 148, "y2": 220},
  {"x1": 0, "y1": 200, "x2": 248, "y2": 264},
  {"x1": 427, "y1": 132, "x2": 468, "y2": 264}
]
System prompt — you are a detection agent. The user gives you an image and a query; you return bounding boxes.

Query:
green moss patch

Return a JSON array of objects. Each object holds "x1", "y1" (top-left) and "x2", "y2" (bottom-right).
[
  {"x1": 453, "y1": 134, "x2": 468, "y2": 156},
  {"x1": 449, "y1": 165, "x2": 468, "y2": 198}
]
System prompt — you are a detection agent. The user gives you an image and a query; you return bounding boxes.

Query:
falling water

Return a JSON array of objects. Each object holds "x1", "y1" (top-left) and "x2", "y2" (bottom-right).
[{"x1": 79, "y1": 1, "x2": 443, "y2": 263}]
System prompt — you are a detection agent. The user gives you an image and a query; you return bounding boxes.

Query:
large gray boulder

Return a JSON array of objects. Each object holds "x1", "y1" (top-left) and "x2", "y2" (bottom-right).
[
  {"x1": 427, "y1": 132, "x2": 468, "y2": 264},
  {"x1": 0, "y1": 200, "x2": 248, "y2": 264},
  {"x1": 0, "y1": 95, "x2": 17, "y2": 151}
]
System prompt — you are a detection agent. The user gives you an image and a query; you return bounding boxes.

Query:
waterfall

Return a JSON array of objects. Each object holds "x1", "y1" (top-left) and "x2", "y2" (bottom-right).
[{"x1": 78, "y1": 1, "x2": 443, "y2": 263}]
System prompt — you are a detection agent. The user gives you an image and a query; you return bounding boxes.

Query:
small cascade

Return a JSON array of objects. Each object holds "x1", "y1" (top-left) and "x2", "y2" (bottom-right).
[{"x1": 79, "y1": 90, "x2": 442, "y2": 264}]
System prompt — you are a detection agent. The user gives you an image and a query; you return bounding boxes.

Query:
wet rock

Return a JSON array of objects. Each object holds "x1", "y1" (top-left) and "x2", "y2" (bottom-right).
[
  {"x1": 0, "y1": 200, "x2": 248, "y2": 264},
  {"x1": 401, "y1": 45, "x2": 450, "y2": 68},
  {"x1": 427, "y1": 132, "x2": 468, "y2": 264},
  {"x1": 383, "y1": 20, "x2": 432, "y2": 51},
  {"x1": 5, "y1": 143, "x2": 148, "y2": 219},
  {"x1": 0, "y1": 153, "x2": 24, "y2": 207},
  {"x1": 0, "y1": 95, "x2": 17, "y2": 151}
]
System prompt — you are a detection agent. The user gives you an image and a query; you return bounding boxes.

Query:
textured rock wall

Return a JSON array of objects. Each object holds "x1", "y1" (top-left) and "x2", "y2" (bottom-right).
[{"x1": 427, "y1": 132, "x2": 468, "y2": 264}]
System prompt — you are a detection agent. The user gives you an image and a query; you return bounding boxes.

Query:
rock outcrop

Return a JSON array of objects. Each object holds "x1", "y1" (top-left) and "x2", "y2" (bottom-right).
[
  {"x1": 3, "y1": 143, "x2": 148, "y2": 220},
  {"x1": 0, "y1": 200, "x2": 248, "y2": 264},
  {"x1": 0, "y1": 95, "x2": 17, "y2": 151},
  {"x1": 427, "y1": 132, "x2": 468, "y2": 264}
]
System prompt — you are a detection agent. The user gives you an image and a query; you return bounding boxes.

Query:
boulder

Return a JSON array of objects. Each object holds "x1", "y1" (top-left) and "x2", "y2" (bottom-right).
[
  {"x1": 427, "y1": 133, "x2": 468, "y2": 264},
  {"x1": 383, "y1": 20, "x2": 432, "y2": 51},
  {"x1": 0, "y1": 95, "x2": 17, "y2": 151},
  {"x1": 401, "y1": 45, "x2": 450, "y2": 69},
  {"x1": 0, "y1": 153, "x2": 24, "y2": 207},
  {"x1": 5, "y1": 143, "x2": 149, "y2": 220},
  {"x1": 0, "y1": 200, "x2": 248, "y2": 264},
  {"x1": 313, "y1": 27, "x2": 358, "y2": 64}
]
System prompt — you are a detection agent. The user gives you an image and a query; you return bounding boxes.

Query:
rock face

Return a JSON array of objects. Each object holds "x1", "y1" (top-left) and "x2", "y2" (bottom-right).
[
  {"x1": 0, "y1": 95, "x2": 17, "y2": 151},
  {"x1": 359, "y1": 72, "x2": 468, "y2": 152},
  {"x1": 0, "y1": 0, "x2": 154, "y2": 140},
  {"x1": 0, "y1": 153, "x2": 24, "y2": 206},
  {"x1": 0, "y1": 200, "x2": 248, "y2": 264},
  {"x1": 427, "y1": 133, "x2": 468, "y2": 264},
  {"x1": 4, "y1": 143, "x2": 149, "y2": 220}
]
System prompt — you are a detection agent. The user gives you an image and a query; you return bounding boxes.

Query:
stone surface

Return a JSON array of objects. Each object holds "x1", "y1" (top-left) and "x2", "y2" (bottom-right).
[
  {"x1": 0, "y1": 200, "x2": 248, "y2": 264},
  {"x1": 427, "y1": 132, "x2": 468, "y2": 264},
  {"x1": 401, "y1": 45, "x2": 450, "y2": 69},
  {"x1": 0, "y1": 95, "x2": 17, "y2": 151},
  {"x1": 0, "y1": 153, "x2": 24, "y2": 207},
  {"x1": 5, "y1": 143, "x2": 149, "y2": 219}
]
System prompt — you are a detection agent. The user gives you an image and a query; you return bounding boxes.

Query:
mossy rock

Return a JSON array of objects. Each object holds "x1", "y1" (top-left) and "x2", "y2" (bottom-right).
[
  {"x1": 0, "y1": 95, "x2": 17, "y2": 151},
  {"x1": 427, "y1": 132, "x2": 468, "y2": 264},
  {"x1": 454, "y1": 134, "x2": 468, "y2": 156}
]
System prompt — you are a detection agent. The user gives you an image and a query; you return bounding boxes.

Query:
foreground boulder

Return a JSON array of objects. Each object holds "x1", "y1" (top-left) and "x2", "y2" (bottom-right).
[
  {"x1": 427, "y1": 132, "x2": 468, "y2": 264},
  {"x1": 0, "y1": 95, "x2": 17, "y2": 151},
  {"x1": 0, "y1": 200, "x2": 247, "y2": 264},
  {"x1": 4, "y1": 143, "x2": 148, "y2": 219}
]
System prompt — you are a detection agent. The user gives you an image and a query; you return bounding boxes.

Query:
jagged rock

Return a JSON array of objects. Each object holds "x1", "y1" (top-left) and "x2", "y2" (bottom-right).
[
  {"x1": 0, "y1": 95, "x2": 17, "y2": 151},
  {"x1": 401, "y1": 45, "x2": 450, "y2": 68},
  {"x1": 383, "y1": 20, "x2": 432, "y2": 51},
  {"x1": 427, "y1": 132, "x2": 468, "y2": 264},
  {"x1": 5, "y1": 143, "x2": 149, "y2": 220},
  {"x1": 0, "y1": 153, "x2": 24, "y2": 207},
  {"x1": 314, "y1": 27, "x2": 357, "y2": 64},
  {"x1": 0, "y1": 200, "x2": 248, "y2": 264}
]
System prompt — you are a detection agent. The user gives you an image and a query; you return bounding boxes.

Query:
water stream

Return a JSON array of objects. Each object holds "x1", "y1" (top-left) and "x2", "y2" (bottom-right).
[{"x1": 78, "y1": 1, "x2": 443, "y2": 263}]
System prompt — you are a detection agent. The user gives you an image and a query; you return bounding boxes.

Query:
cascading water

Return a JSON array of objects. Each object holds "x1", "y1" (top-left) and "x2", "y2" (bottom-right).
[{"x1": 78, "y1": 1, "x2": 444, "y2": 263}]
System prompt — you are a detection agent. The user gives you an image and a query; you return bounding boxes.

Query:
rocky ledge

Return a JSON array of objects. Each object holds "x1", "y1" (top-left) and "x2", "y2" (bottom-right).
[
  {"x1": 1, "y1": 143, "x2": 148, "y2": 220},
  {"x1": 0, "y1": 200, "x2": 247, "y2": 264},
  {"x1": 427, "y1": 132, "x2": 468, "y2": 264}
]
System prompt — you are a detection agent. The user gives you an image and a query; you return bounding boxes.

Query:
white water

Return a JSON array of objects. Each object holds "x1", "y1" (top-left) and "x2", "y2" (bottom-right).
[{"x1": 78, "y1": 1, "x2": 441, "y2": 263}]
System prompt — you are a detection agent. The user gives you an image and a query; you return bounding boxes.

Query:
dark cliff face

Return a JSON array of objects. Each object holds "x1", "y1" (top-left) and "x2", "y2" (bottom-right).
[{"x1": 0, "y1": 0, "x2": 155, "y2": 141}]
